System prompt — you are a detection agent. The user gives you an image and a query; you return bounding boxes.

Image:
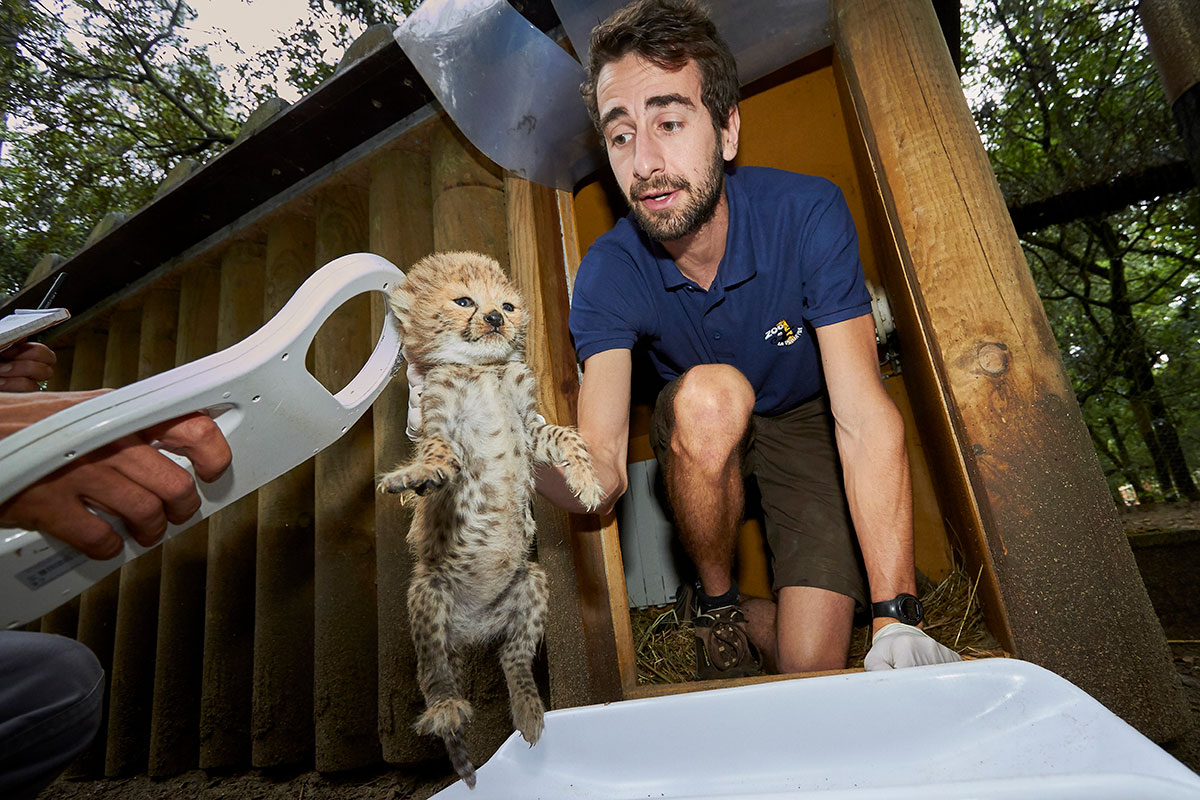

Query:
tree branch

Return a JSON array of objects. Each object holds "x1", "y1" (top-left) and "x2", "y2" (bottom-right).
[{"x1": 1008, "y1": 161, "x2": 1197, "y2": 234}]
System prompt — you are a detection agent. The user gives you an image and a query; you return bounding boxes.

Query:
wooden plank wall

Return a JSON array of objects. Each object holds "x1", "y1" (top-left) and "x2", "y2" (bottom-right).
[{"x1": 33, "y1": 114, "x2": 608, "y2": 779}]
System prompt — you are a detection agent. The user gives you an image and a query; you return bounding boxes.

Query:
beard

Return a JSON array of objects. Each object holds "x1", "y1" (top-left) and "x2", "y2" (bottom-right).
[{"x1": 628, "y1": 141, "x2": 726, "y2": 243}]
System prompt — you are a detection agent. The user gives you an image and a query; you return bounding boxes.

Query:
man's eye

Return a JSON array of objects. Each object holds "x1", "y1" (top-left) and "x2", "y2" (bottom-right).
[
  {"x1": 454, "y1": 297, "x2": 474, "y2": 307},
  {"x1": 662, "y1": 120, "x2": 682, "y2": 132},
  {"x1": 611, "y1": 132, "x2": 631, "y2": 146},
  {"x1": 502, "y1": 303, "x2": 515, "y2": 312}
]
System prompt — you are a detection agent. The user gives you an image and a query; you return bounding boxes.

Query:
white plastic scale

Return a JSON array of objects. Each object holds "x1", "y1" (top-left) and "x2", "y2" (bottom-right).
[{"x1": 0, "y1": 253, "x2": 405, "y2": 629}]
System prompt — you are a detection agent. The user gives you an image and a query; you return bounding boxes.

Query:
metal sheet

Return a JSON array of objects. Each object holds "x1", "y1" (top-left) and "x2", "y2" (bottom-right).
[
  {"x1": 394, "y1": 0, "x2": 601, "y2": 189},
  {"x1": 395, "y1": 0, "x2": 832, "y2": 190},
  {"x1": 552, "y1": 0, "x2": 831, "y2": 85}
]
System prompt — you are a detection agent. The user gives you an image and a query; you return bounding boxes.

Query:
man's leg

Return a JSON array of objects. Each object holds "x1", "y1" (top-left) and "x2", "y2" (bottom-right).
[
  {"x1": 660, "y1": 364, "x2": 754, "y2": 598},
  {"x1": 653, "y1": 364, "x2": 760, "y2": 677},
  {"x1": 747, "y1": 396, "x2": 868, "y2": 674},
  {"x1": 740, "y1": 588, "x2": 854, "y2": 673},
  {"x1": 0, "y1": 631, "x2": 104, "y2": 800}
]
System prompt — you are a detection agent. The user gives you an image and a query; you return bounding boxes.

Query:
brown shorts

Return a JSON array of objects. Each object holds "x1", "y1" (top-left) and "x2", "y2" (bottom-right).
[{"x1": 650, "y1": 377, "x2": 868, "y2": 610}]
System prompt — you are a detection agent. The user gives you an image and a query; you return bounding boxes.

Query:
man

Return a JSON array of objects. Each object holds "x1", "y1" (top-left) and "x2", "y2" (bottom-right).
[
  {"x1": 0, "y1": 339, "x2": 231, "y2": 799},
  {"x1": 538, "y1": 0, "x2": 960, "y2": 678}
]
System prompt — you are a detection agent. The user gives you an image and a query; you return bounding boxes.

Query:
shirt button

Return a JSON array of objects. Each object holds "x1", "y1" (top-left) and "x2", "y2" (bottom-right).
[{"x1": 713, "y1": 331, "x2": 722, "y2": 340}]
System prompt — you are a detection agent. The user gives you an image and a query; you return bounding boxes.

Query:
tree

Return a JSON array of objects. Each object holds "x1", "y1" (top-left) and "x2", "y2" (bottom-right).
[
  {"x1": 0, "y1": 0, "x2": 241, "y2": 294},
  {"x1": 0, "y1": 0, "x2": 419, "y2": 297},
  {"x1": 962, "y1": 0, "x2": 1200, "y2": 503}
]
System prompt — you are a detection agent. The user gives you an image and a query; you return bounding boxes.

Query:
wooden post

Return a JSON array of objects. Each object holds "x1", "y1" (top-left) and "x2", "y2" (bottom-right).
[
  {"x1": 38, "y1": 345, "x2": 78, "y2": 637},
  {"x1": 71, "y1": 310, "x2": 139, "y2": 775},
  {"x1": 149, "y1": 262, "x2": 220, "y2": 776},
  {"x1": 252, "y1": 216, "x2": 317, "y2": 768},
  {"x1": 429, "y1": 117, "x2": 515, "y2": 764},
  {"x1": 106, "y1": 286, "x2": 179, "y2": 776},
  {"x1": 559, "y1": 189, "x2": 636, "y2": 698},
  {"x1": 431, "y1": 119, "x2": 508, "y2": 267},
  {"x1": 312, "y1": 182, "x2": 380, "y2": 772},
  {"x1": 832, "y1": 0, "x2": 1189, "y2": 740},
  {"x1": 200, "y1": 241, "x2": 266, "y2": 768},
  {"x1": 1140, "y1": 0, "x2": 1200, "y2": 187},
  {"x1": 368, "y1": 148, "x2": 440, "y2": 764},
  {"x1": 505, "y1": 174, "x2": 617, "y2": 707}
]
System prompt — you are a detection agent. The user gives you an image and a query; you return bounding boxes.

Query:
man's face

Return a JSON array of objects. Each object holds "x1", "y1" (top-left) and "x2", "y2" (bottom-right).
[{"x1": 595, "y1": 54, "x2": 739, "y2": 242}]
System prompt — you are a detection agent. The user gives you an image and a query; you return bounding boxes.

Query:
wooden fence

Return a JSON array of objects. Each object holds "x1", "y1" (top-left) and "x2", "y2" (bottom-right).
[{"x1": 26, "y1": 97, "x2": 614, "y2": 776}]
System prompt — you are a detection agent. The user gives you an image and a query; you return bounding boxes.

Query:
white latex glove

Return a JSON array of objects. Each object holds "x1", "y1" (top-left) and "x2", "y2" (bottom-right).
[
  {"x1": 863, "y1": 622, "x2": 963, "y2": 671},
  {"x1": 405, "y1": 361, "x2": 425, "y2": 441}
]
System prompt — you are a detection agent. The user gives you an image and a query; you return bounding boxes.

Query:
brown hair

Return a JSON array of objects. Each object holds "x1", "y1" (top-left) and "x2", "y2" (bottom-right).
[{"x1": 580, "y1": 0, "x2": 739, "y2": 135}]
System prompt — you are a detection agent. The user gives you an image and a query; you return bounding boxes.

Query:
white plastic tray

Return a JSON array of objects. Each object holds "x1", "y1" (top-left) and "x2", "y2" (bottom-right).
[{"x1": 432, "y1": 659, "x2": 1200, "y2": 799}]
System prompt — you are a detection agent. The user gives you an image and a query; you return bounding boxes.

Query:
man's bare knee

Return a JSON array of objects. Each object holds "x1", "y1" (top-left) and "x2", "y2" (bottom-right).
[{"x1": 670, "y1": 365, "x2": 753, "y2": 460}]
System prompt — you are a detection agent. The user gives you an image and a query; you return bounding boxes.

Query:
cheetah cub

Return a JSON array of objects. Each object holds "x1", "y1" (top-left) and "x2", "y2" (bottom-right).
[{"x1": 379, "y1": 251, "x2": 604, "y2": 788}]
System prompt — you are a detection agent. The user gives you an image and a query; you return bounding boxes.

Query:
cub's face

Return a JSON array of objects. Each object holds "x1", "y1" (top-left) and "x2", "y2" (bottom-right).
[{"x1": 389, "y1": 251, "x2": 527, "y2": 366}]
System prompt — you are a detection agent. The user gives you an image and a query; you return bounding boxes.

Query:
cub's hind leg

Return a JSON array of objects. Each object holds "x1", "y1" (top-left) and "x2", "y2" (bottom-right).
[
  {"x1": 492, "y1": 563, "x2": 549, "y2": 745},
  {"x1": 407, "y1": 570, "x2": 476, "y2": 786}
]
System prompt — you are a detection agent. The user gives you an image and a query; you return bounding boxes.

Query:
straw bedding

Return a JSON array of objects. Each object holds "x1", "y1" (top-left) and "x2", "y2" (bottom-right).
[{"x1": 632, "y1": 564, "x2": 1006, "y2": 685}]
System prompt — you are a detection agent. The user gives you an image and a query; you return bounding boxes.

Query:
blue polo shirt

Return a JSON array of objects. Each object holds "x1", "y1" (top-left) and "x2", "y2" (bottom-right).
[{"x1": 569, "y1": 167, "x2": 872, "y2": 416}]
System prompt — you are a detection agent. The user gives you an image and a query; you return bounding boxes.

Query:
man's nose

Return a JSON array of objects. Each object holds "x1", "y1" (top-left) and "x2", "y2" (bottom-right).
[
  {"x1": 484, "y1": 310, "x2": 504, "y2": 328},
  {"x1": 632, "y1": 135, "x2": 664, "y2": 180}
]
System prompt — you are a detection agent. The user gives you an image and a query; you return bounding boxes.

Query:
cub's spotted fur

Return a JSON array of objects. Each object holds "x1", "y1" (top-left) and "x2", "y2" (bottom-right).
[{"x1": 379, "y1": 251, "x2": 603, "y2": 788}]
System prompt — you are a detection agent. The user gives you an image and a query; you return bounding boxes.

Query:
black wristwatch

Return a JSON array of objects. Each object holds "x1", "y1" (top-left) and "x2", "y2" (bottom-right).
[{"x1": 871, "y1": 593, "x2": 925, "y2": 626}]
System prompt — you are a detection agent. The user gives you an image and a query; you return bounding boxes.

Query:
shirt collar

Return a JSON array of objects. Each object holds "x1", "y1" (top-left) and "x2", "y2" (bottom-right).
[{"x1": 640, "y1": 169, "x2": 756, "y2": 292}]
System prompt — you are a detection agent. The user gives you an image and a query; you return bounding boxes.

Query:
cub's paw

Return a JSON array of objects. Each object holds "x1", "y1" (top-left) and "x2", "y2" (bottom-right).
[
  {"x1": 572, "y1": 479, "x2": 606, "y2": 513},
  {"x1": 415, "y1": 698, "x2": 475, "y2": 740},
  {"x1": 379, "y1": 460, "x2": 458, "y2": 495},
  {"x1": 511, "y1": 694, "x2": 545, "y2": 746}
]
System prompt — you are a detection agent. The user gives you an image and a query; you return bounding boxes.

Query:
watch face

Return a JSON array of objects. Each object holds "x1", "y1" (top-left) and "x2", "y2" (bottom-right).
[{"x1": 898, "y1": 595, "x2": 924, "y2": 624}]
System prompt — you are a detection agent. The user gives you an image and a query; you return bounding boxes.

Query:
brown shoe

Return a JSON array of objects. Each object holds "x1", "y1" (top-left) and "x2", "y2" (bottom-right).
[{"x1": 693, "y1": 604, "x2": 761, "y2": 680}]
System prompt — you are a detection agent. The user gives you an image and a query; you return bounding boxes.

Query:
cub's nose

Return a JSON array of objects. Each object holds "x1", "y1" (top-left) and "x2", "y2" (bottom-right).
[{"x1": 484, "y1": 310, "x2": 504, "y2": 328}]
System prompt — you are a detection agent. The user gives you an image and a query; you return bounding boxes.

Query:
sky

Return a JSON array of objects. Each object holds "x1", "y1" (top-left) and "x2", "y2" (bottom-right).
[{"x1": 182, "y1": 0, "x2": 367, "y2": 103}]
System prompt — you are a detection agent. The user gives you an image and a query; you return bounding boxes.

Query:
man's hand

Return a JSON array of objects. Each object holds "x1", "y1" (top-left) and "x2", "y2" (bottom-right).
[
  {"x1": 404, "y1": 361, "x2": 425, "y2": 441},
  {"x1": 0, "y1": 341, "x2": 56, "y2": 392},
  {"x1": 864, "y1": 622, "x2": 963, "y2": 670},
  {"x1": 0, "y1": 392, "x2": 232, "y2": 559}
]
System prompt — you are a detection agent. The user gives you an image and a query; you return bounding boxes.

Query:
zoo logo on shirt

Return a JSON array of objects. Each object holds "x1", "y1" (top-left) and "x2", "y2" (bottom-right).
[{"x1": 764, "y1": 319, "x2": 802, "y2": 347}]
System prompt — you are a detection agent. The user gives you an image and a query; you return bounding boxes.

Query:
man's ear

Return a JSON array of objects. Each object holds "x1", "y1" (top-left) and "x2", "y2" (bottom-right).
[{"x1": 721, "y1": 105, "x2": 741, "y2": 161}]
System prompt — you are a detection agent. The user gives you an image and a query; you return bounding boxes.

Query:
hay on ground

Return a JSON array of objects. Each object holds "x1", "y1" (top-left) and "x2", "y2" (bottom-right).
[{"x1": 632, "y1": 564, "x2": 1006, "y2": 685}]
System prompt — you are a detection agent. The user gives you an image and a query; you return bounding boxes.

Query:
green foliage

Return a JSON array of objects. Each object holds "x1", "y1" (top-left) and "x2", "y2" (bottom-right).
[
  {"x1": 963, "y1": 0, "x2": 1200, "y2": 503},
  {"x1": 0, "y1": 0, "x2": 421, "y2": 298},
  {"x1": 1, "y1": 0, "x2": 242, "y2": 295}
]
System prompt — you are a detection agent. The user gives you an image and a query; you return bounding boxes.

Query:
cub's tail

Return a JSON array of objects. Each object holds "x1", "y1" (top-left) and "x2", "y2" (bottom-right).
[{"x1": 444, "y1": 728, "x2": 477, "y2": 789}]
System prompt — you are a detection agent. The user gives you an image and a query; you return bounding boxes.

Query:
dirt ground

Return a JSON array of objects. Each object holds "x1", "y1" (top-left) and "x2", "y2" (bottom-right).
[
  {"x1": 46, "y1": 763, "x2": 458, "y2": 800},
  {"x1": 41, "y1": 504, "x2": 1200, "y2": 798}
]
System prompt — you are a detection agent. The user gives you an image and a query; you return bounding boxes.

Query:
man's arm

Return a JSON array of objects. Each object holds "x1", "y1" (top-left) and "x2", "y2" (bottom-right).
[
  {"x1": 0, "y1": 391, "x2": 232, "y2": 559},
  {"x1": 535, "y1": 349, "x2": 632, "y2": 515},
  {"x1": 815, "y1": 315, "x2": 914, "y2": 627},
  {"x1": 817, "y1": 314, "x2": 961, "y2": 668}
]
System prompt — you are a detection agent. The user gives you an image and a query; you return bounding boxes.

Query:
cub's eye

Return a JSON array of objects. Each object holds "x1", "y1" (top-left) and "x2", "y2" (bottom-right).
[
  {"x1": 453, "y1": 297, "x2": 474, "y2": 308},
  {"x1": 501, "y1": 303, "x2": 515, "y2": 313}
]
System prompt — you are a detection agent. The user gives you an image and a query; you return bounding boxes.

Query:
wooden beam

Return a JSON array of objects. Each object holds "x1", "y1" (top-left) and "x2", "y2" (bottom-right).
[
  {"x1": 149, "y1": 261, "x2": 220, "y2": 777},
  {"x1": 200, "y1": 241, "x2": 265, "y2": 768},
  {"x1": 368, "y1": 148, "x2": 440, "y2": 765},
  {"x1": 832, "y1": 0, "x2": 1189, "y2": 741},
  {"x1": 506, "y1": 174, "x2": 619, "y2": 708},
  {"x1": 72, "y1": 310, "x2": 140, "y2": 776},
  {"x1": 428, "y1": 117, "x2": 514, "y2": 766},
  {"x1": 1140, "y1": 0, "x2": 1200, "y2": 188},
  {"x1": 555, "y1": 190, "x2": 638, "y2": 699},
  {"x1": 251, "y1": 215, "x2": 317, "y2": 768},
  {"x1": 106, "y1": 286, "x2": 179, "y2": 776},
  {"x1": 312, "y1": 183, "x2": 381, "y2": 772}
]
